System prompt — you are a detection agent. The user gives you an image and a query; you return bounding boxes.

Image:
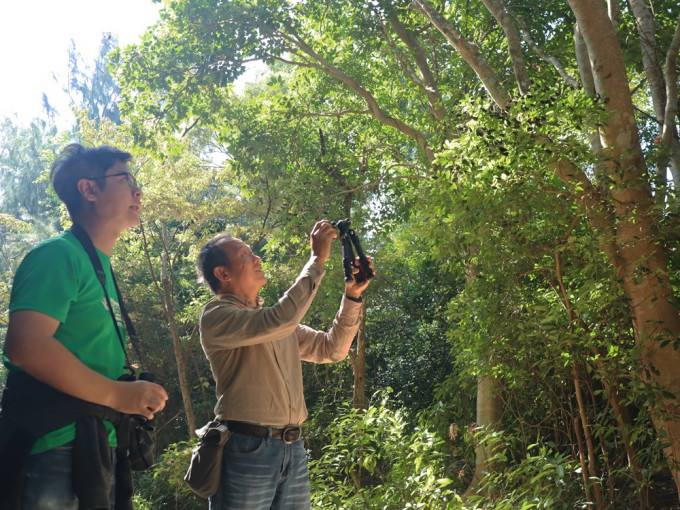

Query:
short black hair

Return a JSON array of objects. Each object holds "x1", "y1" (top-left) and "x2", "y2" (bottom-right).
[
  {"x1": 50, "y1": 143, "x2": 132, "y2": 216},
  {"x1": 197, "y1": 233, "x2": 234, "y2": 294}
]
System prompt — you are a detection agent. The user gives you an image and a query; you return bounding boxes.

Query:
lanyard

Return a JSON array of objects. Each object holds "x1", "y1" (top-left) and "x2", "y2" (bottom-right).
[{"x1": 69, "y1": 223, "x2": 142, "y2": 364}]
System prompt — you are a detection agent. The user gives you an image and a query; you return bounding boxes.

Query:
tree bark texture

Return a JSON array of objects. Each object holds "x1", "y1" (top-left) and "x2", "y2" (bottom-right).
[
  {"x1": 352, "y1": 302, "x2": 367, "y2": 410},
  {"x1": 410, "y1": 0, "x2": 512, "y2": 109},
  {"x1": 160, "y1": 226, "x2": 197, "y2": 438},
  {"x1": 628, "y1": 0, "x2": 680, "y2": 187},
  {"x1": 461, "y1": 257, "x2": 505, "y2": 495},
  {"x1": 464, "y1": 375, "x2": 504, "y2": 496},
  {"x1": 568, "y1": 0, "x2": 680, "y2": 498}
]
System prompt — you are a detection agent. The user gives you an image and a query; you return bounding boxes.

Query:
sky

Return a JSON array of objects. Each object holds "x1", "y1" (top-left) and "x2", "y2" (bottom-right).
[{"x1": 0, "y1": 0, "x2": 162, "y2": 128}]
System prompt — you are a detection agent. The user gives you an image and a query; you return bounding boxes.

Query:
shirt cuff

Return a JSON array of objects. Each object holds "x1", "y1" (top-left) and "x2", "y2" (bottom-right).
[
  {"x1": 303, "y1": 258, "x2": 326, "y2": 279},
  {"x1": 344, "y1": 294, "x2": 363, "y2": 303}
]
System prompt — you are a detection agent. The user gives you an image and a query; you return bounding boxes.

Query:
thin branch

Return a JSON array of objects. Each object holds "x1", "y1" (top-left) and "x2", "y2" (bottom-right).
[
  {"x1": 480, "y1": 0, "x2": 531, "y2": 94},
  {"x1": 265, "y1": 54, "x2": 325, "y2": 71},
  {"x1": 387, "y1": 10, "x2": 447, "y2": 120},
  {"x1": 410, "y1": 0, "x2": 512, "y2": 109},
  {"x1": 139, "y1": 221, "x2": 167, "y2": 314},
  {"x1": 273, "y1": 109, "x2": 372, "y2": 118},
  {"x1": 325, "y1": 173, "x2": 429, "y2": 199},
  {"x1": 259, "y1": 20, "x2": 436, "y2": 162},
  {"x1": 181, "y1": 117, "x2": 201, "y2": 138},
  {"x1": 507, "y1": 5, "x2": 580, "y2": 89},
  {"x1": 182, "y1": 325, "x2": 200, "y2": 366},
  {"x1": 380, "y1": 18, "x2": 425, "y2": 88},
  {"x1": 560, "y1": 208, "x2": 582, "y2": 244},
  {"x1": 661, "y1": 16, "x2": 680, "y2": 146},
  {"x1": 253, "y1": 174, "x2": 273, "y2": 251}
]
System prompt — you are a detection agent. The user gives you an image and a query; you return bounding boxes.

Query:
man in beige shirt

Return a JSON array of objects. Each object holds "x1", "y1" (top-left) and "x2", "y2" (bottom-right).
[{"x1": 197, "y1": 220, "x2": 372, "y2": 510}]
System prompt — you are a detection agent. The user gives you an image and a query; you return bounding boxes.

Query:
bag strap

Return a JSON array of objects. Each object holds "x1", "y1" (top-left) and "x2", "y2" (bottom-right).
[{"x1": 69, "y1": 223, "x2": 142, "y2": 364}]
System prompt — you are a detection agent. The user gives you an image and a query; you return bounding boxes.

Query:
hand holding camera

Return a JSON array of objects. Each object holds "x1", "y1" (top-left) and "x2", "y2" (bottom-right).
[
  {"x1": 331, "y1": 218, "x2": 375, "y2": 284},
  {"x1": 116, "y1": 370, "x2": 168, "y2": 423}
]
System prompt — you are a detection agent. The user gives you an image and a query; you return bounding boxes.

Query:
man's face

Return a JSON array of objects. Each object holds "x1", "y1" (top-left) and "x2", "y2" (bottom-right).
[
  {"x1": 221, "y1": 238, "x2": 267, "y2": 298},
  {"x1": 93, "y1": 161, "x2": 142, "y2": 231}
]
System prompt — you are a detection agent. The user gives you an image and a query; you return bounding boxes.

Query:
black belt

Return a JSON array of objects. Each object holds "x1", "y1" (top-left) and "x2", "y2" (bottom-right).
[{"x1": 226, "y1": 420, "x2": 302, "y2": 444}]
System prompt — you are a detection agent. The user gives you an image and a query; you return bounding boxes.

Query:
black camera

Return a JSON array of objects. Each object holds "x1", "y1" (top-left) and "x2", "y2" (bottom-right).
[
  {"x1": 331, "y1": 218, "x2": 375, "y2": 284},
  {"x1": 116, "y1": 368, "x2": 160, "y2": 471},
  {"x1": 117, "y1": 369, "x2": 159, "y2": 431}
]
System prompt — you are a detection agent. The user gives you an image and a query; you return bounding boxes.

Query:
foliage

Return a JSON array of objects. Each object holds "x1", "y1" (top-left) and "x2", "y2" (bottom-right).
[
  {"x1": 133, "y1": 440, "x2": 207, "y2": 509},
  {"x1": 0, "y1": 117, "x2": 63, "y2": 223},
  {"x1": 420, "y1": 89, "x2": 674, "y2": 505},
  {"x1": 67, "y1": 34, "x2": 123, "y2": 126},
  {"x1": 307, "y1": 391, "x2": 456, "y2": 509},
  {"x1": 109, "y1": 0, "x2": 680, "y2": 503},
  {"x1": 468, "y1": 441, "x2": 585, "y2": 510},
  {"x1": 362, "y1": 221, "x2": 462, "y2": 412},
  {"x1": 3, "y1": 0, "x2": 680, "y2": 507}
]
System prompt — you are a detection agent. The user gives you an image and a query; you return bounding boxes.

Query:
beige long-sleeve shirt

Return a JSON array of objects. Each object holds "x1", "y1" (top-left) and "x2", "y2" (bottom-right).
[{"x1": 199, "y1": 260, "x2": 362, "y2": 426}]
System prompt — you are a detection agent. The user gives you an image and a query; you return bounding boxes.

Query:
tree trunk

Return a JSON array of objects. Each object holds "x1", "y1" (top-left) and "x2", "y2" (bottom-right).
[
  {"x1": 162, "y1": 265, "x2": 198, "y2": 437},
  {"x1": 568, "y1": 0, "x2": 680, "y2": 498},
  {"x1": 463, "y1": 256, "x2": 504, "y2": 496},
  {"x1": 352, "y1": 302, "x2": 367, "y2": 410},
  {"x1": 159, "y1": 225, "x2": 197, "y2": 438},
  {"x1": 616, "y1": 224, "x2": 680, "y2": 499},
  {"x1": 628, "y1": 0, "x2": 680, "y2": 188},
  {"x1": 465, "y1": 375, "x2": 504, "y2": 496}
]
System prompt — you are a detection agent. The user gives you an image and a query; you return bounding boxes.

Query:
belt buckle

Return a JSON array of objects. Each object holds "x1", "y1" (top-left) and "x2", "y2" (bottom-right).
[{"x1": 281, "y1": 425, "x2": 301, "y2": 444}]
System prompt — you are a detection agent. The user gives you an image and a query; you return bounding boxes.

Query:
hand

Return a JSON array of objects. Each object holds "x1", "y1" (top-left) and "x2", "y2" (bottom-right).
[
  {"x1": 112, "y1": 380, "x2": 169, "y2": 421},
  {"x1": 345, "y1": 256, "x2": 374, "y2": 299},
  {"x1": 6, "y1": 310, "x2": 168, "y2": 420},
  {"x1": 309, "y1": 219, "x2": 337, "y2": 267}
]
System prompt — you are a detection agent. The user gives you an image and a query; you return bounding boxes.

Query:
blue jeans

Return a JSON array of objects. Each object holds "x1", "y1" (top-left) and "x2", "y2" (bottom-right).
[
  {"x1": 22, "y1": 442, "x2": 116, "y2": 509},
  {"x1": 210, "y1": 431, "x2": 311, "y2": 510}
]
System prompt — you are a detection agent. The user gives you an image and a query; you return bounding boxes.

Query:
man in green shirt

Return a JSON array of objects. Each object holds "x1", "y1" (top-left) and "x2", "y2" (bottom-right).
[{"x1": 1, "y1": 144, "x2": 168, "y2": 509}]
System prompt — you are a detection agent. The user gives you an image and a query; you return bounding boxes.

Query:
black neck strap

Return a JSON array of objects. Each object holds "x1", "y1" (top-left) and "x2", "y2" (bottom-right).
[{"x1": 69, "y1": 223, "x2": 142, "y2": 365}]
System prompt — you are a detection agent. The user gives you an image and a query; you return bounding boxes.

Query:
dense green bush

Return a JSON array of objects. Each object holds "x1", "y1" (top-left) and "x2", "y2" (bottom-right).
[
  {"x1": 467, "y1": 441, "x2": 585, "y2": 510},
  {"x1": 133, "y1": 440, "x2": 207, "y2": 510},
  {"x1": 307, "y1": 391, "x2": 456, "y2": 509}
]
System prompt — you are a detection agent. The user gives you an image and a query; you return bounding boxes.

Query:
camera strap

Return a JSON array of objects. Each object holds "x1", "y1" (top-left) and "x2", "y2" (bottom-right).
[{"x1": 69, "y1": 223, "x2": 142, "y2": 365}]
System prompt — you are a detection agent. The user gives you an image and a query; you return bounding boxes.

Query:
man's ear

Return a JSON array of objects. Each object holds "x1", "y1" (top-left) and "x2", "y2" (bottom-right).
[
  {"x1": 213, "y1": 266, "x2": 231, "y2": 283},
  {"x1": 76, "y1": 178, "x2": 98, "y2": 203}
]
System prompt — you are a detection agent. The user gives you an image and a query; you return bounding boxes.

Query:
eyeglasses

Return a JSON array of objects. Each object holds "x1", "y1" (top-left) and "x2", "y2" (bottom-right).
[{"x1": 88, "y1": 172, "x2": 140, "y2": 189}]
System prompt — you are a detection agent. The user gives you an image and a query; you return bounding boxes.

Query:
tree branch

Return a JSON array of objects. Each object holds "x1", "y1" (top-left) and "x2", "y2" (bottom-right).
[
  {"x1": 325, "y1": 173, "x2": 430, "y2": 200},
  {"x1": 660, "y1": 16, "x2": 680, "y2": 188},
  {"x1": 628, "y1": 0, "x2": 666, "y2": 125},
  {"x1": 507, "y1": 5, "x2": 580, "y2": 89},
  {"x1": 273, "y1": 109, "x2": 372, "y2": 118},
  {"x1": 410, "y1": 0, "x2": 512, "y2": 109},
  {"x1": 258, "y1": 20, "x2": 436, "y2": 163},
  {"x1": 662, "y1": 16, "x2": 680, "y2": 147},
  {"x1": 388, "y1": 10, "x2": 447, "y2": 121},
  {"x1": 573, "y1": 24, "x2": 606, "y2": 181},
  {"x1": 480, "y1": 0, "x2": 531, "y2": 94}
]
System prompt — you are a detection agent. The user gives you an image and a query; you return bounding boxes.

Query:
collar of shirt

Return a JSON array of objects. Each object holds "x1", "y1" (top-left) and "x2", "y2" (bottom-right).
[{"x1": 215, "y1": 293, "x2": 265, "y2": 309}]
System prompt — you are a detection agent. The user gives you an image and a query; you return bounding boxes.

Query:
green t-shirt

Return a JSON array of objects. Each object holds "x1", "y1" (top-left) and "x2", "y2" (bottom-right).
[{"x1": 3, "y1": 231, "x2": 127, "y2": 454}]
